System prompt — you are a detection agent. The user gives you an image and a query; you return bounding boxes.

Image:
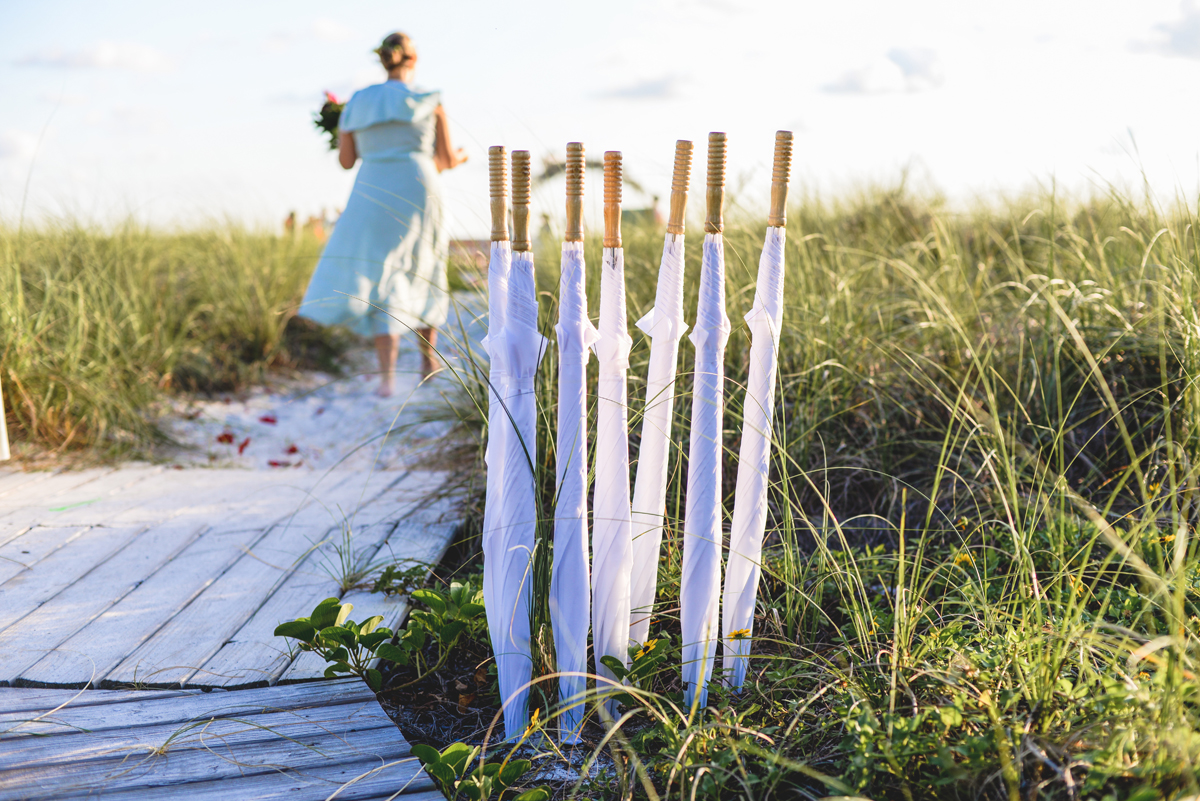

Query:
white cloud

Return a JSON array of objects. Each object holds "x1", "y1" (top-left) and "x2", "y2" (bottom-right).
[
  {"x1": 110, "y1": 106, "x2": 171, "y2": 134},
  {"x1": 0, "y1": 129, "x2": 38, "y2": 161},
  {"x1": 822, "y1": 47, "x2": 944, "y2": 95},
  {"x1": 262, "y1": 19, "x2": 355, "y2": 54},
  {"x1": 311, "y1": 18, "x2": 355, "y2": 43},
  {"x1": 1138, "y1": 1, "x2": 1200, "y2": 58},
  {"x1": 16, "y1": 41, "x2": 174, "y2": 73},
  {"x1": 599, "y1": 75, "x2": 684, "y2": 100}
]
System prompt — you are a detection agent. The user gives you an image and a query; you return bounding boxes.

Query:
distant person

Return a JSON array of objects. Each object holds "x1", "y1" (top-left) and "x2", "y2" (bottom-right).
[{"x1": 299, "y1": 31, "x2": 467, "y2": 396}]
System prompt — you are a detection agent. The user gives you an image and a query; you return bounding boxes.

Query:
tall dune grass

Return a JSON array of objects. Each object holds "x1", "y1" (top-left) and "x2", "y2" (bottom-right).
[
  {"x1": 0, "y1": 223, "x2": 350, "y2": 458},
  {"x1": 435, "y1": 186, "x2": 1200, "y2": 798}
]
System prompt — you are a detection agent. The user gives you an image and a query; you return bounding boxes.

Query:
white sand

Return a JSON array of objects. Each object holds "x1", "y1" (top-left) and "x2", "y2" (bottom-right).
[{"x1": 164, "y1": 345, "x2": 461, "y2": 472}]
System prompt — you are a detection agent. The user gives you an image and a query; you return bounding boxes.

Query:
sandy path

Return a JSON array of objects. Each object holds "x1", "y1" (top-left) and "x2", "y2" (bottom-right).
[{"x1": 164, "y1": 304, "x2": 484, "y2": 472}]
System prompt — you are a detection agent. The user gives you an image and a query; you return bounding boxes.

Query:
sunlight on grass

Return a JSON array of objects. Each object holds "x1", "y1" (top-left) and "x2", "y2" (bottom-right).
[{"x1": 418, "y1": 185, "x2": 1200, "y2": 798}]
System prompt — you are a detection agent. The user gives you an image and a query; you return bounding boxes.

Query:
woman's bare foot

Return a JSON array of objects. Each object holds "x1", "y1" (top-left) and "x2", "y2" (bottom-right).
[
  {"x1": 417, "y1": 327, "x2": 441, "y2": 379},
  {"x1": 419, "y1": 355, "x2": 442, "y2": 379},
  {"x1": 373, "y1": 333, "x2": 400, "y2": 398}
]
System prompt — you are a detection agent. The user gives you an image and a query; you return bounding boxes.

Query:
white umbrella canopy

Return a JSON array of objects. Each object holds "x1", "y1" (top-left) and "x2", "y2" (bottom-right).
[
  {"x1": 549, "y1": 143, "x2": 596, "y2": 742},
  {"x1": 721, "y1": 130, "x2": 793, "y2": 691},
  {"x1": 681, "y1": 133, "x2": 732, "y2": 711},
  {"x1": 720, "y1": 136, "x2": 796, "y2": 690},
  {"x1": 494, "y1": 240, "x2": 547, "y2": 739},
  {"x1": 481, "y1": 146, "x2": 529, "y2": 740},
  {"x1": 592, "y1": 152, "x2": 634, "y2": 711},
  {"x1": 629, "y1": 141, "x2": 693, "y2": 646}
]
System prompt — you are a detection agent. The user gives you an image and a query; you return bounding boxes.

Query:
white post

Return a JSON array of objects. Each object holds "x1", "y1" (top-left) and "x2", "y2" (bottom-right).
[{"x1": 0, "y1": 377, "x2": 10, "y2": 461}]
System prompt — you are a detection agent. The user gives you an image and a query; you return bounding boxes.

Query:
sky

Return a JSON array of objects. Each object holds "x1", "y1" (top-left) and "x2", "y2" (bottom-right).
[{"x1": 3, "y1": 0, "x2": 1200, "y2": 237}]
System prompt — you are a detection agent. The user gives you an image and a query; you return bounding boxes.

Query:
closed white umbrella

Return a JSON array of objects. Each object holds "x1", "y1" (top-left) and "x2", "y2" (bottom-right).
[
  {"x1": 550, "y1": 143, "x2": 597, "y2": 743},
  {"x1": 592, "y1": 151, "x2": 634, "y2": 712},
  {"x1": 495, "y1": 150, "x2": 548, "y2": 739},
  {"x1": 481, "y1": 147, "x2": 528, "y2": 740},
  {"x1": 629, "y1": 141, "x2": 693, "y2": 646},
  {"x1": 680, "y1": 133, "x2": 732, "y2": 710},
  {"x1": 722, "y1": 132, "x2": 793, "y2": 690},
  {"x1": 0, "y1": 377, "x2": 9, "y2": 461}
]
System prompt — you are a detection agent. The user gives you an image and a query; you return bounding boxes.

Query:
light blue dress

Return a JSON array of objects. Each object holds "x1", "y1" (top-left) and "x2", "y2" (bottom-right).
[{"x1": 299, "y1": 81, "x2": 449, "y2": 336}]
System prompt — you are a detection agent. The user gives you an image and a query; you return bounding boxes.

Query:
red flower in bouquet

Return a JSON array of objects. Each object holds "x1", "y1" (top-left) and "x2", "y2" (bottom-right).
[{"x1": 314, "y1": 91, "x2": 345, "y2": 151}]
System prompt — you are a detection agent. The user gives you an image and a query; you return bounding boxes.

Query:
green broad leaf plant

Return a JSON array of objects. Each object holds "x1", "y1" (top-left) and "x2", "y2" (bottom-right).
[
  {"x1": 411, "y1": 741, "x2": 549, "y2": 801},
  {"x1": 274, "y1": 577, "x2": 487, "y2": 692}
]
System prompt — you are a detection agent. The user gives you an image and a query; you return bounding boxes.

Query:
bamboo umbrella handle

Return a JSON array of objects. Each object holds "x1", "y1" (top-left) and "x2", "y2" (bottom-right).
[
  {"x1": 489, "y1": 145, "x2": 508, "y2": 242},
  {"x1": 705, "y1": 132, "x2": 726, "y2": 234},
  {"x1": 603, "y1": 152, "x2": 622, "y2": 249},
  {"x1": 512, "y1": 151, "x2": 532, "y2": 252},
  {"x1": 768, "y1": 131, "x2": 793, "y2": 228},
  {"x1": 565, "y1": 142, "x2": 585, "y2": 242},
  {"x1": 667, "y1": 140, "x2": 693, "y2": 236}
]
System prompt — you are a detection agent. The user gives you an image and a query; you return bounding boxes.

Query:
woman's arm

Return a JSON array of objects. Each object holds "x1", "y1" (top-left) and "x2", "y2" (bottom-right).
[
  {"x1": 338, "y1": 131, "x2": 357, "y2": 170},
  {"x1": 433, "y1": 105, "x2": 467, "y2": 173}
]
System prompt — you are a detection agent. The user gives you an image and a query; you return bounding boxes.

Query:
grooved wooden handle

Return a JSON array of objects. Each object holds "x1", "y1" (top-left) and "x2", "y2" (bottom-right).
[
  {"x1": 667, "y1": 140, "x2": 692, "y2": 236},
  {"x1": 768, "y1": 131, "x2": 793, "y2": 227},
  {"x1": 565, "y1": 142, "x2": 584, "y2": 242},
  {"x1": 512, "y1": 150, "x2": 531, "y2": 252},
  {"x1": 705, "y1": 132, "x2": 726, "y2": 234},
  {"x1": 603, "y1": 151, "x2": 622, "y2": 249},
  {"x1": 489, "y1": 145, "x2": 508, "y2": 242}
]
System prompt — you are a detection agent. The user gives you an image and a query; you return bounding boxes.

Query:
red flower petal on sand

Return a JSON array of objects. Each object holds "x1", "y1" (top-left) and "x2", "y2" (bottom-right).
[
  {"x1": 285, "y1": 445, "x2": 299, "y2": 455},
  {"x1": 259, "y1": 414, "x2": 278, "y2": 425},
  {"x1": 237, "y1": 437, "x2": 251, "y2": 455},
  {"x1": 216, "y1": 432, "x2": 235, "y2": 444},
  {"x1": 268, "y1": 460, "x2": 291, "y2": 468}
]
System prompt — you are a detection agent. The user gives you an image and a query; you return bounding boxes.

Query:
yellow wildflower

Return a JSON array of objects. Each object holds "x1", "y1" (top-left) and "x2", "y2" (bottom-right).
[
  {"x1": 728, "y1": 629, "x2": 751, "y2": 641},
  {"x1": 1138, "y1": 671, "x2": 1150, "y2": 681},
  {"x1": 523, "y1": 707, "x2": 540, "y2": 737},
  {"x1": 634, "y1": 638, "x2": 659, "y2": 660},
  {"x1": 954, "y1": 551, "x2": 974, "y2": 566}
]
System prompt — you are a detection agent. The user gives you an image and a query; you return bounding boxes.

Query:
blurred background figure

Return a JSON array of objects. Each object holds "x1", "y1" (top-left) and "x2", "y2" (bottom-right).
[{"x1": 297, "y1": 31, "x2": 467, "y2": 396}]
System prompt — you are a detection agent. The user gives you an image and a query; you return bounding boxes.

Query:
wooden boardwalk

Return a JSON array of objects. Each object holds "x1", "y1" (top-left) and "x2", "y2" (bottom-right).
[
  {"x1": 0, "y1": 680, "x2": 442, "y2": 799},
  {"x1": 0, "y1": 465, "x2": 458, "y2": 799}
]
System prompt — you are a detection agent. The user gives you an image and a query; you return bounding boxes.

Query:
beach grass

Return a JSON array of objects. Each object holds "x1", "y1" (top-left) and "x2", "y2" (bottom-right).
[
  {"x1": 0, "y1": 223, "x2": 352, "y2": 459},
  {"x1": 431, "y1": 185, "x2": 1200, "y2": 799}
]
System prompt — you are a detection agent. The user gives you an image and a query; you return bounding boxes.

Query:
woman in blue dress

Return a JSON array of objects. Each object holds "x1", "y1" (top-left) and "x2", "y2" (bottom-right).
[{"x1": 299, "y1": 32, "x2": 467, "y2": 395}]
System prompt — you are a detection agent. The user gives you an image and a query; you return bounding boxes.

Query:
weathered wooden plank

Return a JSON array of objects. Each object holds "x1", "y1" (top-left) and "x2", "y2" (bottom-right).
[
  {"x1": 106, "y1": 472, "x2": 405, "y2": 688},
  {"x1": 0, "y1": 678, "x2": 371, "y2": 735},
  {"x1": 103, "y1": 469, "x2": 374, "y2": 527},
  {"x1": 18, "y1": 525, "x2": 285, "y2": 687},
  {"x1": 13, "y1": 472, "x2": 369, "y2": 687},
  {"x1": 0, "y1": 521, "x2": 207, "y2": 686},
  {"x1": 195, "y1": 522, "x2": 398, "y2": 688},
  {"x1": 0, "y1": 526, "x2": 91, "y2": 585},
  {"x1": 0, "y1": 469, "x2": 54, "y2": 499},
  {"x1": 0, "y1": 699, "x2": 394, "y2": 768},
  {"x1": 281, "y1": 496, "x2": 458, "y2": 683},
  {"x1": 0, "y1": 723, "x2": 413, "y2": 799},
  {"x1": 31, "y1": 465, "x2": 180, "y2": 527},
  {"x1": 0, "y1": 470, "x2": 121, "y2": 548},
  {"x1": 0, "y1": 525, "x2": 150, "y2": 632},
  {"x1": 100, "y1": 470, "x2": 304, "y2": 527},
  {"x1": 0, "y1": 469, "x2": 115, "y2": 512},
  {"x1": 59, "y1": 757, "x2": 434, "y2": 801},
  {"x1": 0, "y1": 686, "x2": 200, "y2": 714}
]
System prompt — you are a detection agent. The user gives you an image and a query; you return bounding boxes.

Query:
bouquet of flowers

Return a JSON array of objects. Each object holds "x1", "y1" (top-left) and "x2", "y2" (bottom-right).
[{"x1": 313, "y1": 91, "x2": 344, "y2": 150}]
